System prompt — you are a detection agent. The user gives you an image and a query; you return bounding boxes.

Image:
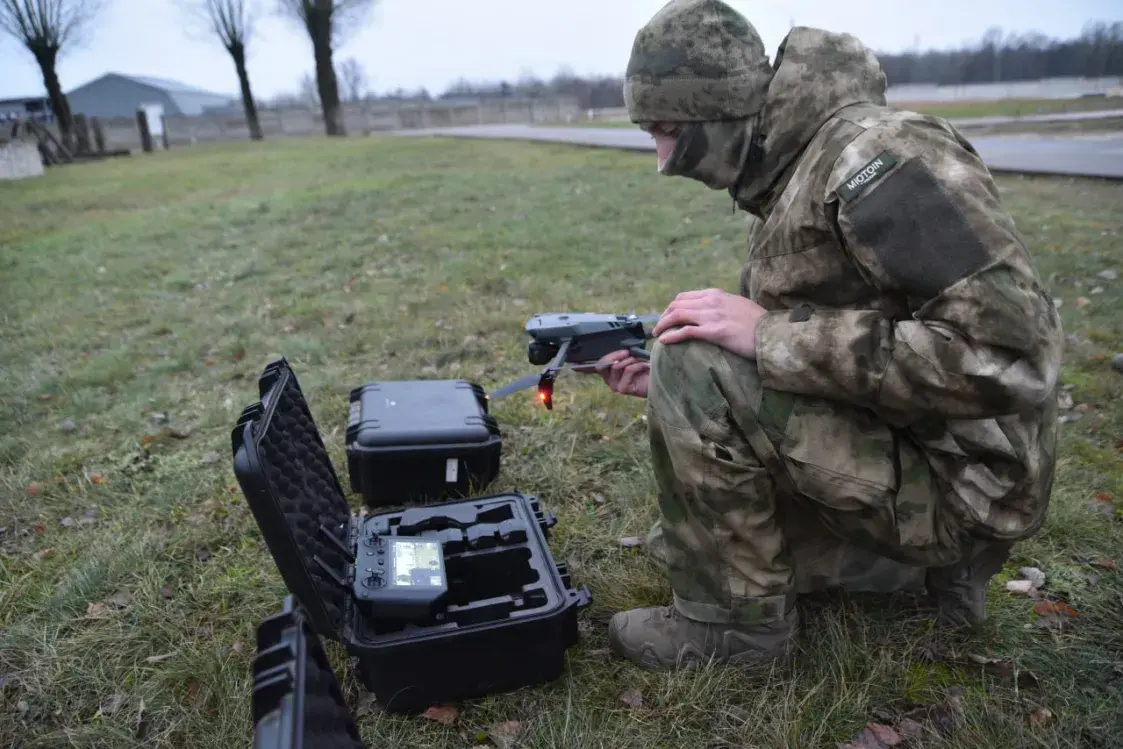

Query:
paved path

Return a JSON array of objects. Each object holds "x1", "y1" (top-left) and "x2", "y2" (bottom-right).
[{"x1": 396, "y1": 123, "x2": 1123, "y2": 180}]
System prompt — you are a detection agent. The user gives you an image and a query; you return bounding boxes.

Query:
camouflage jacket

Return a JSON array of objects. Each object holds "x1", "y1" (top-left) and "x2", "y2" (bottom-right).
[{"x1": 739, "y1": 30, "x2": 1064, "y2": 542}]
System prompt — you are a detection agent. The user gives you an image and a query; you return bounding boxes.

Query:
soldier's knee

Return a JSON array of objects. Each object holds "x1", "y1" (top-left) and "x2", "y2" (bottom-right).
[{"x1": 648, "y1": 339, "x2": 762, "y2": 430}]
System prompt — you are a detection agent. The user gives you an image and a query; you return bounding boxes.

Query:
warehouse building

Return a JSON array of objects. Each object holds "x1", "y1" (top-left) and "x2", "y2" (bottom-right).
[{"x1": 64, "y1": 73, "x2": 237, "y2": 119}]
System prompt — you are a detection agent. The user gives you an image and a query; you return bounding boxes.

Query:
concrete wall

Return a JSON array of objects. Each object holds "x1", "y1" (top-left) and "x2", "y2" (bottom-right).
[
  {"x1": 0, "y1": 139, "x2": 44, "y2": 180},
  {"x1": 886, "y1": 76, "x2": 1121, "y2": 103},
  {"x1": 47, "y1": 97, "x2": 583, "y2": 152}
]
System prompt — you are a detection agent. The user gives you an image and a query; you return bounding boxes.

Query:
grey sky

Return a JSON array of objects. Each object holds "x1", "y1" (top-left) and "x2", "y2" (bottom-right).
[{"x1": 1, "y1": 0, "x2": 1119, "y2": 101}]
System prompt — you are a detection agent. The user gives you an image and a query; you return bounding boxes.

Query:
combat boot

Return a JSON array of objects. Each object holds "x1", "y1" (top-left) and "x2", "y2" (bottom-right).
[
  {"x1": 607, "y1": 605, "x2": 798, "y2": 671},
  {"x1": 925, "y1": 537, "x2": 1014, "y2": 627}
]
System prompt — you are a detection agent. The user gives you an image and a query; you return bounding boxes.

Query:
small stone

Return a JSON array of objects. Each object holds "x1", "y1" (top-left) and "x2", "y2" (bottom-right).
[
  {"x1": 377, "y1": 234, "x2": 389, "y2": 243},
  {"x1": 1097, "y1": 269, "x2": 1117, "y2": 281},
  {"x1": 1052, "y1": 298, "x2": 1063, "y2": 309},
  {"x1": 1090, "y1": 286, "x2": 1104, "y2": 295},
  {"x1": 1074, "y1": 403, "x2": 1090, "y2": 413},
  {"x1": 1059, "y1": 413, "x2": 1083, "y2": 424},
  {"x1": 201, "y1": 452, "x2": 220, "y2": 465},
  {"x1": 1112, "y1": 354, "x2": 1123, "y2": 374},
  {"x1": 1075, "y1": 297, "x2": 1091, "y2": 308},
  {"x1": 1058, "y1": 391, "x2": 1074, "y2": 410},
  {"x1": 59, "y1": 517, "x2": 76, "y2": 528},
  {"x1": 58, "y1": 419, "x2": 77, "y2": 433},
  {"x1": 150, "y1": 412, "x2": 169, "y2": 425},
  {"x1": 1019, "y1": 567, "x2": 1046, "y2": 588},
  {"x1": 619, "y1": 537, "x2": 643, "y2": 548},
  {"x1": 1006, "y1": 579, "x2": 1036, "y2": 595}
]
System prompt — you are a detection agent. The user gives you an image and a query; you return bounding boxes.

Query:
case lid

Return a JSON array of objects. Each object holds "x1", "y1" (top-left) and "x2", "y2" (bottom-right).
[
  {"x1": 252, "y1": 596, "x2": 366, "y2": 749},
  {"x1": 346, "y1": 380, "x2": 500, "y2": 449},
  {"x1": 232, "y1": 358, "x2": 354, "y2": 639}
]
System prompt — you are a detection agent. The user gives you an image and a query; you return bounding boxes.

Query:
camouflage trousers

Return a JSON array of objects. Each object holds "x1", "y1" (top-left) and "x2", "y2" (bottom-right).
[{"x1": 646, "y1": 338, "x2": 967, "y2": 627}]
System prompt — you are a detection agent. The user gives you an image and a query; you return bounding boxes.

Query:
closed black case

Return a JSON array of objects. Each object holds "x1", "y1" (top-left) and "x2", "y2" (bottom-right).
[
  {"x1": 345, "y1": 380, "x2": 502, "y2": 507},
  {"x1": 233, "y1": 359, "x2": 589, "y2": 713}
]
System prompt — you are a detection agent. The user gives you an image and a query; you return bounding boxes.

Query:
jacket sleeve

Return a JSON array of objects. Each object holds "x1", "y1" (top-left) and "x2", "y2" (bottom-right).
[{"x1": 753, "y1": 118, "x2": 1064, "y2": 424}]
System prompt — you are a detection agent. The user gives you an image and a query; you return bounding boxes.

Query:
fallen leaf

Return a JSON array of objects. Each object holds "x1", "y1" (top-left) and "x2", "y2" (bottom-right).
[
  {"x1": 421, "y1": 705, "x2": 458, "y2": 725},
  {"x1": 88, "y1": 472, "x2": 107, "y2": 485},
  {"x1": 87, "y1": 602, "x2": 109, "y2": 619},
  {"x1": 964, "y1": 654, "x2": 1040, "y2": 689},
  {"x1": 1093, "y1": 557, "x2": 1116, "y2": 571},
  {"x1": 37, "y1": 548, "x2": 54, "y2": 560},
  {"x1": 1019, "y1": 566, "x2": 1046, "y2": 588},
  {"x1": 488, "y1": 720, "x2": 522, "y2": 749},
  {"x1": 203, "y1": 358, "x2": 216, "y2": 366},
  {"x1": 33, "y1": 523, "x2": 45, "y2": 535},
  {"x1": 619, "y1": 537, "x2": 643, "y2": 548},
  {"x1": 187, "y1": 680, "x2": 200, "y2": 699},
  {"x1": 1075, "y1": 296, "x2": 1091, "y2": 308},
  {"x1": 619, "y1": 688, "x2": 643, "y2": 708},
  {"x1": 1027, "y1": 706, "x2": 1054, "y2": 727},
  {"x1": 27, "y1": 482, "x2": 44, "y2": 497},
  {"x1": 901, "y1": 686, "x2": 965, "y2": 736},
  {"x1": 141, "y1": 434, "x2": 157, "y2": 446},
  {"x1": 1033, "y1": 600, "x2": 1078, "y2": 617},
  {"x1": 108, "y1": 588, "x2": 134, "y2": 608},
  {"x1": 161, "y1": 426, "x2": 191, "y2": 439},
  {"x1": 895, "y1": 718, "x2": 925, "y2": 740},
  {"x1": 867, "y1": 723, "x2": 902, "y2": 746},
  {"x1": 145, "y1": 652, "x2": 176, "y2": 664}
]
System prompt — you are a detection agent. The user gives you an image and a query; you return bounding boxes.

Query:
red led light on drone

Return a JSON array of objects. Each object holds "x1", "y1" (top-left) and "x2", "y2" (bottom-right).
[{"x1": 537, "y1": 380, "x2": 554, "y2": 410}]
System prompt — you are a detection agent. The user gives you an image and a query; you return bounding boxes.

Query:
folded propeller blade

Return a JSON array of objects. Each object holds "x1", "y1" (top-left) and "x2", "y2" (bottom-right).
[{"x1": 487, "y1": 373, "x2": 542, "y2": 401}]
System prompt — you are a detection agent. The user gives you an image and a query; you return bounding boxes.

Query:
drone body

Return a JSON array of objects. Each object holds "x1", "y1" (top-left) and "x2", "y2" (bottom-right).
[{"x1": 490, "y1": 312, "x2": 659, "y2": 409}]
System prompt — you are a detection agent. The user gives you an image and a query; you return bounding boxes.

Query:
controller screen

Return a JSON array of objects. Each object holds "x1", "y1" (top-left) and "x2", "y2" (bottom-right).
[{"x1": 389, "y1": 539, "x2": 445, "y2": 588}]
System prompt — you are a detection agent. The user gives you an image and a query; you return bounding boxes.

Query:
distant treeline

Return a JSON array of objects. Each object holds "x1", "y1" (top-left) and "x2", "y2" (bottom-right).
[{"x1": 393, "y1": 21, "x2": 1122, "y2": 109}]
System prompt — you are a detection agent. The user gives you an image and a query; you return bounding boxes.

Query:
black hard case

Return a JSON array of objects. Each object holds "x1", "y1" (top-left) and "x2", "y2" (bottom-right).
[
  {"x1": 232, "y1": 359, "x2": 589, "y2": 713},
  {"x1": 252, "y1": 596, "x2": 366, "y2": 749},
  {"x1": 345, "y1": 379, "x2": 502, "y2": 508}
]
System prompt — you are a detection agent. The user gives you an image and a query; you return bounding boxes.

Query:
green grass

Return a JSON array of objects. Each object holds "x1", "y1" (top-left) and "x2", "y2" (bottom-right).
[
  {"x1": 1, "y1": 135, "x2": 1121, "y2": 748},
  {"x1": 900, "y1": 95, "x2": 1123, "y2": 119}
]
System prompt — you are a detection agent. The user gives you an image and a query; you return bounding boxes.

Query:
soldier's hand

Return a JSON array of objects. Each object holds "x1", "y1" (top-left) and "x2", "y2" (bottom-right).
[
  {"x1": 653, "y1": 288, "x2": 767, "y2": 359},
  {"x1": 591, "y1": 350, "x2": 650, "y2": 398}
]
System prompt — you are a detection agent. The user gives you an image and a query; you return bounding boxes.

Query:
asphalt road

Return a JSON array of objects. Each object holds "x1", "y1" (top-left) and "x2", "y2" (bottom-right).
[{"x1": 395, "y1": 122, "x2": 1123, "y2": 180}]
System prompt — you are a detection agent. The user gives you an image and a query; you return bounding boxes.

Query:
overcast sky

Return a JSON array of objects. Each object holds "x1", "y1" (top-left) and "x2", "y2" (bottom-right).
[{"x1": 1, "y1": 0, "x2": 1119, "y2": 101}]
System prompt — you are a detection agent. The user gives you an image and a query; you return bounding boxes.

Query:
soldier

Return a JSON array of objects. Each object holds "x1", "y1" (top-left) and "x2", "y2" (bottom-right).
[{"x1": 591, "y1": 0, "x2": 1064, "y2": 671}]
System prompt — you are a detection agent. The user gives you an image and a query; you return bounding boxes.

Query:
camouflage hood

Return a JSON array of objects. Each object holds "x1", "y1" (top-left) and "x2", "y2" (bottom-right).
[
  {"x1": 625, "y1": 2, "x2": 888, "y2": 213},
  {"x1": 735, "y1": 26, "x2": 888, "y2": 212}
]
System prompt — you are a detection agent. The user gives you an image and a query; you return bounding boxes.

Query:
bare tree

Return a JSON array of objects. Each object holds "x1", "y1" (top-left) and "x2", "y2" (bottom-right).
[
  {"x1": 275, "y1": 0, "x2": 376, "y2": 135},
  {"x1": 0, "y1": 0, "x2": 104, "y2": 149},
  {"x1": 339, "y1": 57, "x2": 366, "y2": 102},
  {"x1": 189, "y1": 0, "x2": 265, "y2": 140}
]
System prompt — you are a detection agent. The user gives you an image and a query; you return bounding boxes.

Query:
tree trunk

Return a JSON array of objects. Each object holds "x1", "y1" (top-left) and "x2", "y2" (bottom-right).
[
  {"x1": 34, "y1": 48, "x2": 74, "y2": 151},
  {"x1": 309, "y1": 19, "x2": 345, "y2": 136},
  {"x1": 230, "y1": 44, "x2": 264, "y2": 141}
]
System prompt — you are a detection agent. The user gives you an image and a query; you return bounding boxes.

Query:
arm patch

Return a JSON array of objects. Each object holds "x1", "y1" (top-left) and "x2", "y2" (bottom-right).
[{"x1": 845, "y1": 158, "x2": 992, "y2": 299}]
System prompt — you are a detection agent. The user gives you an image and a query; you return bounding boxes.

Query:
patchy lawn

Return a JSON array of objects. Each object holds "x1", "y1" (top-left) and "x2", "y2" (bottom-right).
[{"x1": 1, "y1": 135, "x2": 1121, "y2": 749}]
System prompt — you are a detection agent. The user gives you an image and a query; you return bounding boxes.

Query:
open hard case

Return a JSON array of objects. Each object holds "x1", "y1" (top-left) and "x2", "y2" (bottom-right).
[
  {"x1": 252, "y1": 596, "x2": 366, "y2": 749},
  {"x1": 232, "y1": 359, "x2": 590, "y2": 713}
]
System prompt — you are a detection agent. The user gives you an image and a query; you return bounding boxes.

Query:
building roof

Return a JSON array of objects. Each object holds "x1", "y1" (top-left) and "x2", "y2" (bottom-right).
[{"x1": 68, "y1": 72, "x2": 237, "y2": 116}]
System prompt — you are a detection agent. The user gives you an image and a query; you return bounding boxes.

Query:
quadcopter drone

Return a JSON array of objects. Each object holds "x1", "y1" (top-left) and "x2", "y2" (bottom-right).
[{"x1": 488, "y1": 312, "x2": 659, "y2": 409}]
